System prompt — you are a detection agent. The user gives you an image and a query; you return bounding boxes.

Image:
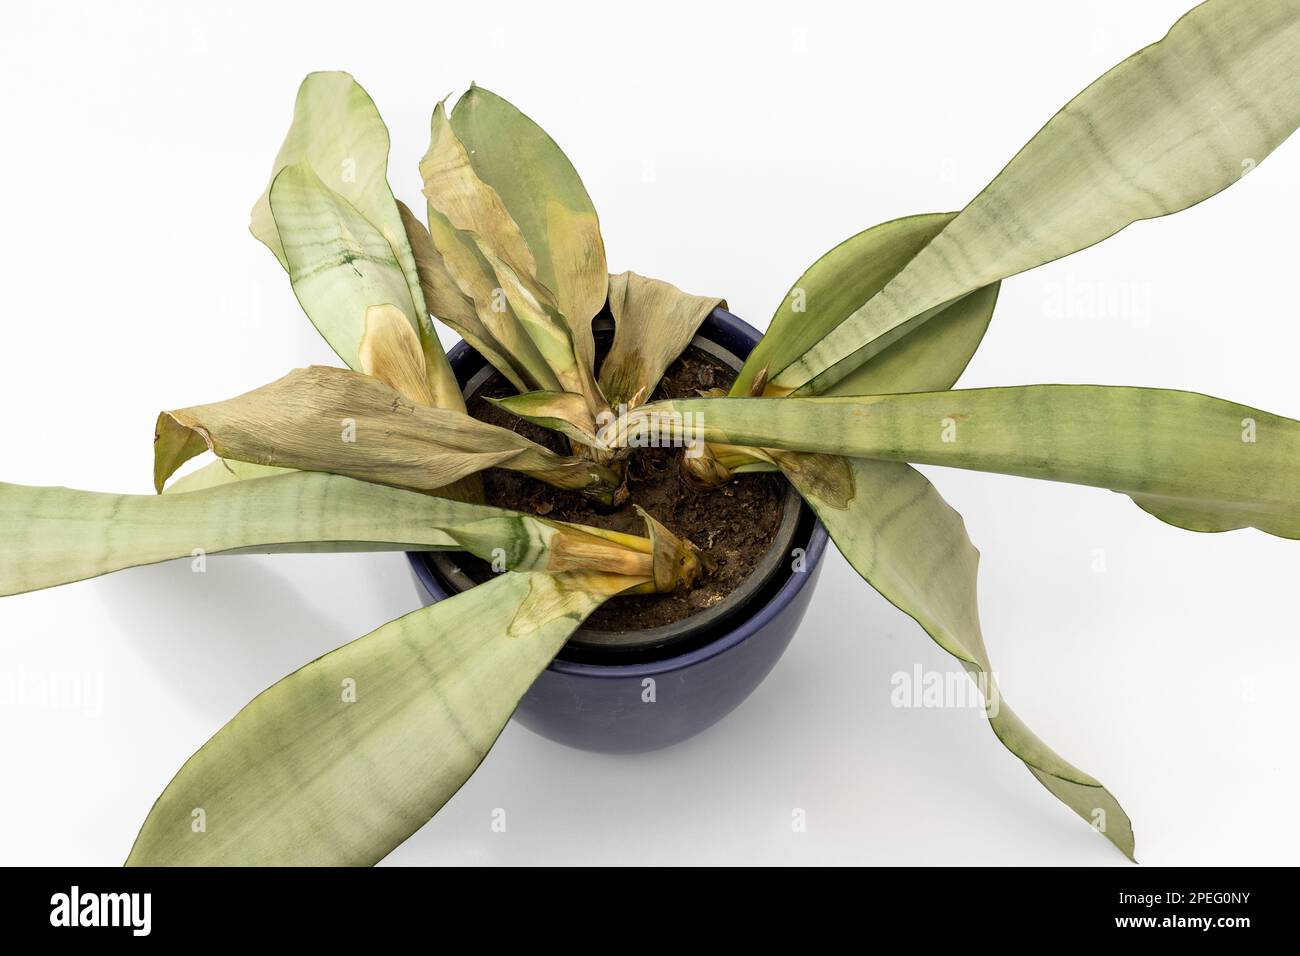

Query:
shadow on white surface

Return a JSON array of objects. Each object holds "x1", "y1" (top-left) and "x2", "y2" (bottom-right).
[{"x1": 92, "y1": 554, "x2": 379, "y2": 718}]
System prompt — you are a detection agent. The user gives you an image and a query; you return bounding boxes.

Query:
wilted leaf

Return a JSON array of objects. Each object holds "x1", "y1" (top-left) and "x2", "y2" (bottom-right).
[
  {"x1": 487, "y1": 390, "x2": 601, "y2": 447},
  {"x1": 424, "y1": 205, "x2": 563, "y2": 392},
  {"x1": 479, "y1": 245, "x2": 590, "y2": 398},
  {"x1": 601, "y1": 272, "x2": 724, "y2": 409},
  {"x1": 421, "y1": 102, "x2": 594, "y2": 405},
  {"x1": 153, "y1": 366, "x2": 621, "y2": 503},
  {"x1": 420, "y1": 100, "x2": 537, "y2": 281},
  {"x1": 358, "y1": 303, "x2": 441, "y2": 405},
  {"x1": 398, "y1": 200, "x2": 531, "y2": 393},
  {"x1": 450, "y1": 85, "x2": 608, "y2": 377}
]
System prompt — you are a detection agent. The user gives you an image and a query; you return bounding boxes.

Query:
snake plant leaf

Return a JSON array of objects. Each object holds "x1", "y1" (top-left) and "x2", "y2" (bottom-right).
[
  {"x1": 0, "y1": 472, "x2": 473, "y2": 595},
  {"x1": 634, "y1": 505, "x2": 705, "y2": 594},
  {"x1": 251, "y1": 72, "x2": 406, "y2": 278},
  {"x1": 153, "y1": 366, "x2": 621, "y2": 504},
  {"x1": 398, "y1": 201, "x2": 531, "y2": 393},
  {"x1": 396, "y1": 200, "x2": 478, "y2": 328},
  {"x1": 645, "y1": 386, "x2": 1300, "y2": 538},
  {"x1": 487, "y1": 390, "x2": 601, "y2": 447},
  {"x1": 267, "y1": 162, "x2": 462, "y2": 411},
  {"x1": 0, "y1": 471, "x2": 685, "y2": 597},
  {"x1": 420, "y1": 100, "x2": 538, "y2": 281},
  {"x1": 161, "y1": 459, "x2": 293, "y2": 494},
  {"x1": 733, "y1": 213, "x2": 998, "y2": 398},
  {"x1": 357, "y1": 303, "x2": 444, "y2": 406},
  {"x1": 161, "y1": 410, "x2": 483, "y2": 508},
  {"x1": 736, "y1": 244, "x2": 1132, "y2": 854},
  {"x1": 422, "y1": 93, "x2": 610, "y2": 422},
  {"x1": 269, "y1": 161, "x2": 415, "y2": 367},
  {"x1": 253, "y1": 72, "x2": 459, "y2": 408},
  {"x1": 728, "y1": 230, "x2": 1129, "y2": 854},
  {"x1": 126, "y1": 570, "x2": 634, "y2": 865},
  {"x1": 600, "y1": 272, "x2": 725, "y2": 409},
  {"x1": 450, "y1": 85, "x2": 609, "y2": 379},
  {"x1": 780, "y1": 456, "x2": 1135, "y2": 859},
  {"x1": 420, "y1": 106, "x2": 578, "y2": 393},
  {"x1": 710, "y1": 444, "x2": 778, "y2": 475},
  {"x1": 771, "y1": 0, "x2": 1300, "y2": 394},
  {"x1": 706, "y1": 213, "x2": 997, "y2": 480},
  {"x1": 479, "y1": 245, "x2": 591, "y2": 400},
  {"x1": 424, "y1": 205, "x2": 563, "y2": 393}
]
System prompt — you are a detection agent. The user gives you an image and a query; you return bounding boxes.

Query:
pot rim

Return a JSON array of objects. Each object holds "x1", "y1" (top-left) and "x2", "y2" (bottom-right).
[
  {"x1": 405, "y1": 306, "x2": 830, "y2": 679},
  {"x1": 427, "y1": 313, "x2": 806, "y2": 654}
]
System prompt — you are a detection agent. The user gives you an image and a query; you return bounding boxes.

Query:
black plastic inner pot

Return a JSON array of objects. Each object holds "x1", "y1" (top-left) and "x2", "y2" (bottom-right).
[{"x1": 422, "y1": 316, "x2": 809, "y2": 664}]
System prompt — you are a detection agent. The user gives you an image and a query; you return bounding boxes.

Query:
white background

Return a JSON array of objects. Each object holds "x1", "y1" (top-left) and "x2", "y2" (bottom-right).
[{"x1": 1, "y1": 0, "x2": 1297, "y2": 866}]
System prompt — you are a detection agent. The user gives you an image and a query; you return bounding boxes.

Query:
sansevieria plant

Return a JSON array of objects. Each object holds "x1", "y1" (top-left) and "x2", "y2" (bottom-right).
[{"x1": 3, "y1": 0, "x2": 1298, "y2": 864}]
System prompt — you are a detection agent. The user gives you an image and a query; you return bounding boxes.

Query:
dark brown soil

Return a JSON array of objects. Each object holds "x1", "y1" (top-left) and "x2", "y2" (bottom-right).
[{"x1": 462, "y1": 348, "x2": 787, "y2": 631}]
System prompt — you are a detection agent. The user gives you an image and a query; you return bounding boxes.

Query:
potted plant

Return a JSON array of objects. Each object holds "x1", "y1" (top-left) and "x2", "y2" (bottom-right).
[
  {"x1": 1, "y1": 0, "x2": 1297, "y2": 865},
  {"x1": 409, "y1": 304, "x2": 832, "y2": 754}
]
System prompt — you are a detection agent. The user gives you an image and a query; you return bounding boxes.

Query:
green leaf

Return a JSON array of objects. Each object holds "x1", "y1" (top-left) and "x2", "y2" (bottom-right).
[
  {"x1": 421, "y1": 102, "x2": 590, "y2": 400},
  {"x1": 153, "y1": 366, "x2": 621, "y2": 503},
  {"x1": 252, "y1": 72, "x2": 460, "y2": 409},
  {"x1": 697, "y1": 212, "x2": 998, "y2": 481},
  {"x1": 252, "y1": 73, "x2": 404, "y2": 277},
  {"x1": 161, "y1": 459, "x2": 293, "y2": 495},
  {"x1": 2, "y1": 472, "x2": 480, "y2": 597},
  {"x1": 731, "y1": 219, "x2": 1128, "y2": 854},
  {"x1": 646, "y1": 386, "x2": 1300, "y2": 538},
  {"x1": 781, "y1": 456, "x2": 1134, "y2": 859},
  {"x1": 0, "y1": 473, "x2": 570, "y2": 595},
  {"x1": 771, "y1": 0, "x2": 1300, "y2": 394},
  {"x1": 733, "y1": 213, "x2": 998, "y2": 398},
  {"x1": 600, "y1": 272, "x2": 724, "y2": 408},
  {"x1": 266, "y1": 163, "x2": 411, "y2": 369},
  {"x1": 450, "y1": 85, "x2": 608, "y2": 373},
  {"x1": 126, "y1": 570, "x2": 633, "y2": 865},
  {"x1": 420, "y1": 100, "x2": 539, "y2": 283}
]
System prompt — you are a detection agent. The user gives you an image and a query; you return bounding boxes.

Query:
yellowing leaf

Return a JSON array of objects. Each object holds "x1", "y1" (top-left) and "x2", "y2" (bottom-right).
[
  {"x1": 451, "y1": 86, "x2": 608, "y2": 371},
  {"x1": 358, "y1": 303, "x2": 439, "y2": 405},
  {"x1": 153, "y1": 366, "x2": 621, "y2": 503},
  {"x1": 601, "y1": 272, "x2": 724, "y2": 409}
]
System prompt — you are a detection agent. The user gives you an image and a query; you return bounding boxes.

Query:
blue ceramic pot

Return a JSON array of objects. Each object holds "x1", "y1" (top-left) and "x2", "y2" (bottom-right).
[{"x1": 407, "y1": 308, "x2": 829, "y2": 753}]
